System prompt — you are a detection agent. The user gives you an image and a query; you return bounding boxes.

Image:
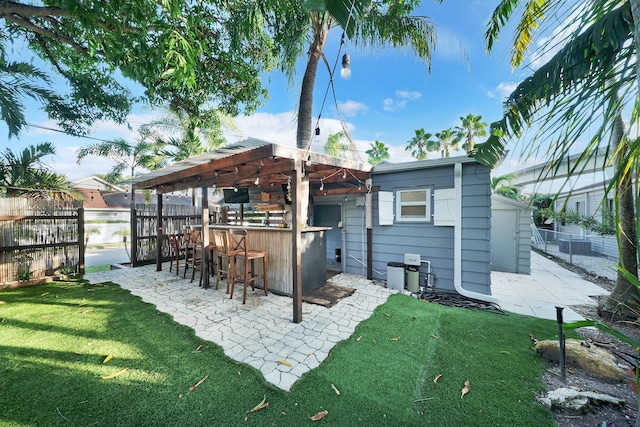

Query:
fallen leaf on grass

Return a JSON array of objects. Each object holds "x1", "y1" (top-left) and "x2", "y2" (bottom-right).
[
  {"x1": 278, "y1": 359, "x2": 292, "y2": 367},
  {"x1": 189, "y1": 375, "x2": 209, "y2": 391},
  {"x1": 372, "y1": 339, "x2": 377, "y2": 345},
  {"x1": 101, "y1": 368, "x2": 127, "y2": 380},
  {"x1": 384, "y1": 313, "x2": 391, "y2": 317},
  {"x1": 433, "y1": 374, "x2": 442, "y2": 384},
  {"x1": 194, "y1": 344, "x2": 202, "y2": 353},
  {"x1": 310, "y1": 410, "x2": 328, "y2": 421},
  {"x1": 356, "y1": 336, "x2": 362, "y2": 341},
  {"x1": 461, "y1": 379, "x2": 471, "y2": 398},
  {"x1": 390, "y1": 336, "x2": 400, "y2": 341},
  {"x1": 41, "y1": 292, "x2": 49, "y2": 296},
  {"x1": 103, "y1": 354, "x2": 112, "y2": 364},
  {"x1": 247, "y1": 396, "x2": 268, "y2": 413},
  {"x1": 81, "y1": 310, "x2": 93, "y2": 315},
  {"x1": 331, "y1": 384, "x2": 340, "y2": 395},
  {"x1": 499, "y1": 350, "x2": 511, "y2": 355}
]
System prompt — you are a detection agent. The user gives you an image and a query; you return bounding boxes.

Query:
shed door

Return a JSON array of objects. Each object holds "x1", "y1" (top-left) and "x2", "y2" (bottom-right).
[
  {"x1": 491, "y1": 210, "x2": 518, "y2": 273},
  {"x1": 313, "y1": 204, "x2": 343, "y2": 271}
]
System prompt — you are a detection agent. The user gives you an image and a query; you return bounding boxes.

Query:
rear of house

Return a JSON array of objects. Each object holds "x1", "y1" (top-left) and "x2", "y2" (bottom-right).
[{"x1": 321, "y1": 157, "x2": 493, "y2": 298}]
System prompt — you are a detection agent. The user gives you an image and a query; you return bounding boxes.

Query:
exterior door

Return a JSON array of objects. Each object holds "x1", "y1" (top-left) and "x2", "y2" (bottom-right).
[
  {"x1": 491, "y1": 210, "x2": 518, "y2": 273},
  {"x1": 313, "y1": 204, "x2": 343, "y2": 271}
]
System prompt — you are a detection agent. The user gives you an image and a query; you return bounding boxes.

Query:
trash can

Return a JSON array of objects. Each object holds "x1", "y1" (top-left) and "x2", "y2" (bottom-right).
[
  {"x1": 387, "y1": 262, "x2": 405, "y2": 290},
  {"x1": 406, "y1": 265, "x2": 419, "y2": 293}
]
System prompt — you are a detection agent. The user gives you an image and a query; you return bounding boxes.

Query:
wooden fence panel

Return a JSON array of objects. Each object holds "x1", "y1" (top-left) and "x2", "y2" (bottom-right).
[
  {"x1": 132, "y1": 204, "x2": 216, "y2": 266},
  {"x1": 0, "y1": 199, "x2": 83, "y2": 284}
]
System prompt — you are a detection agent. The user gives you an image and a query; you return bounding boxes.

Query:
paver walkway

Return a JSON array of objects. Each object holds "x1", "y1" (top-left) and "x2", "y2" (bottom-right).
[
  {"x1": 84, "y1": 265, "x2": 395, "y2": 391},
  {"x1": 84, "y1": 251, "x2": 609, "y2": 391}
]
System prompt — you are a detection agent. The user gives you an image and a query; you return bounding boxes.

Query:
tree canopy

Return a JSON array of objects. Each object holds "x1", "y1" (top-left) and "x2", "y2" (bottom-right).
[{"x1": 0, "y1": 0, "x2": 277, "y2": 138}]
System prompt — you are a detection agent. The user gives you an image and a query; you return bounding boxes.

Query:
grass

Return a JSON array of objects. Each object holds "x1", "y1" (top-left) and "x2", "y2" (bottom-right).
[
  {"x1": 84, "y1": 265, "x2": 111, "y2": 274},
  {"x1": 0, "y1": 278, "x2": 563, "y2": 426}
]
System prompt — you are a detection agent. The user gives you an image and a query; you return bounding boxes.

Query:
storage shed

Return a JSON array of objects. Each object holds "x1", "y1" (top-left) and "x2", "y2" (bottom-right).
[
  {"x1": 322, "y1": 156, "x2": 495, "y2": 301},
  {"x1": 490, "y1": 194, "x2": 533, "y2": 274}
]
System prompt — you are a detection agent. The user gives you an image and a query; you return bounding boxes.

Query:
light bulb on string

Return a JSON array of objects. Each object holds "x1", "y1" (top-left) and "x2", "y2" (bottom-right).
[
  {"x1": 341, "y1": 53, "x2": 351, "y2": 79},
  {"x1": 320, "y1": 180, "x2": 324, "y2": 191},
  {"x1": 255, "y1": 177, "x2": 260, "y2": 186},
  {"x1": 342, "y1": 170, "x2": 347, "y2": 179}
]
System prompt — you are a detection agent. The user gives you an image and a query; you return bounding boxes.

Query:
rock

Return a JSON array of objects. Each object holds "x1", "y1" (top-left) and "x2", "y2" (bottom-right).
[
  {"x1": 536, "y1": 339, "x2": 626, "y2": 381},
  {"x1": 539, "y1": 387, "x2": 625, "y2": 412}
]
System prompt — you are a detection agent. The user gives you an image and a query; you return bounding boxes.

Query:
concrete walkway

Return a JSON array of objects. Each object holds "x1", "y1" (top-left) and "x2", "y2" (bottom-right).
[
  {"x1": 491, "y1": 251, "x2": 610, "y2": 322},
  {"x1": 83, "y1": 250, "x2": 609, "y2": 391}
]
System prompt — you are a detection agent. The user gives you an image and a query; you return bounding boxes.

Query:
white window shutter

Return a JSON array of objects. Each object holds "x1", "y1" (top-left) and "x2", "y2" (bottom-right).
[
  {"x1": 378, "y1": 191, "x2": 394, "y2": 225},
  {"x1": 434, "y1": 188, "x2": 456, "y2": 226}
]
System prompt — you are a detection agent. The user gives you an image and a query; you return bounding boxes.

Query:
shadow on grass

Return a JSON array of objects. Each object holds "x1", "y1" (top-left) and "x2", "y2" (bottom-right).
[{"x1": 1, "y1": 282, "x2": 559, "y2": 426}]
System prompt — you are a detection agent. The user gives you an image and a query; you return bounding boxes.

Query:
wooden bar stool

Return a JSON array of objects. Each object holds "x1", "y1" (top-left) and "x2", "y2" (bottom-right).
[
  {"x1": 189, "y1": 229, "x2": 216, "y2": 286},
  {"x1": 229, "y1": 229, "x2": 268, "y2": 304},
  {"x1": 168, "y1": 233, "x2": 185, "y2": 275},
  {"x1": 213, "y1": 229, "x2": 237, "y2": 293},
  {"x1": 182, "y1": 226, "x2": 194, "y2": 278}
]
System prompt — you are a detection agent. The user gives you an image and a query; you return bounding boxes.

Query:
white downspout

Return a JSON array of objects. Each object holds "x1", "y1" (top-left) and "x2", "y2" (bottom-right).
[{"x1": 454, "y1": 162, "x2": 498, "y2": 303}]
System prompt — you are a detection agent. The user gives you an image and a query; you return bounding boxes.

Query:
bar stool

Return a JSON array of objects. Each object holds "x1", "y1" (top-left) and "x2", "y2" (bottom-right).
[
  {"x1": 213, "y1": 229, "x2": 237, "y2": 293},
  {"x1": 182, "y1": 226, "x2": 194, "y2": 278},
  {"x1": 168, "y1": 233, "x2": 185, "y2": 275},
  {"x1": 229, "y1": 229, "x2": 268, "y2": 304},
  {"x1": 189, "y1": 229, "x2": 216, "y2": 286}
]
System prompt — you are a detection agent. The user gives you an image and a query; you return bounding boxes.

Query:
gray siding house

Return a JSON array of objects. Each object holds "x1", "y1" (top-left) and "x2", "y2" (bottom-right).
[{"x1": 315, "y1": 156, "x2": 493, "y2": 300}]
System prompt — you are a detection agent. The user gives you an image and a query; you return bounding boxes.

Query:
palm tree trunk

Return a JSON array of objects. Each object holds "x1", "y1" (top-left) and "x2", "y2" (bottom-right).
[
  {"x1": 603, "y1": 109, "x2": 639, "y2": 318},
  {"x1": 296, "y1": 19, "x2": 328, "y2": 150}
]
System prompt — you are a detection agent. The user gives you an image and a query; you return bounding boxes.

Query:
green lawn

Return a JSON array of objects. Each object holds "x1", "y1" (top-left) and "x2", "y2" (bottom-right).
[{"x1": 0, "y1": 278, "x2": 560, "y2": 426}]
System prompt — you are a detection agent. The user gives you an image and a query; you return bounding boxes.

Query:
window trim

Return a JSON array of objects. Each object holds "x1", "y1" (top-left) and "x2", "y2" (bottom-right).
[{"x1": 395, "y1": 188, "x2": 431, "y2": 223}]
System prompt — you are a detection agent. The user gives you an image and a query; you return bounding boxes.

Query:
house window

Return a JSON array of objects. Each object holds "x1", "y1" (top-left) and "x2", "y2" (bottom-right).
[
  {"x1": 575, "y1": 201, "x2": 582, "y2": 215},
  {"x1": 396, "y1": 188, "x2": 431, "y2": 222}
]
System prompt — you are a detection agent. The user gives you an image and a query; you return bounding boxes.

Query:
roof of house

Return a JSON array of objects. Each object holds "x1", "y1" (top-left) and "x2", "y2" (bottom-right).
[{"x1": 71, "y1": 176, "x2": 125, "y2": 192}]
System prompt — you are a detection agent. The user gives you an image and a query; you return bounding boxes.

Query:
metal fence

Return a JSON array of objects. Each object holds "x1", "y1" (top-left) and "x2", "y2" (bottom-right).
[
  {"x1": 0, "y1": 198, "x2": 83, "y2": 284},
  {"x1": 531, "y1": 226, "x2": 618, "y2": 280}
]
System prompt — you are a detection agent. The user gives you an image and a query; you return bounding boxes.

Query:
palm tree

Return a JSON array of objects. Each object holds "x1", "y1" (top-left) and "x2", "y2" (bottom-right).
[
  {"x1": 241, "y1": 2, "x2": 444, "y2": 151},
  {"x1": 455, "y1": 114, "x2": 487, "y2": 154},
  {"x1": 365, "y1": 140, "x2": 389, "y2": 165},
  {"x1": 0, "y1": 142, "x2": 77, "y2": 199},
  {"x1": 76, "y1": 129, "x2": 165, "y2": 183},
  {"x1": 324, "y1": 131, "x2": 350, "y2": 159},
  {"x1": 491, "y1": 174, "x2": 521, "y2": 200},
  {"x1": 434, "y1": 128, "x2": 459, "y2": 158},
  {"x1": 405, "y1": 129, "x2": 437, "y2": 160},
  {"x1": 141, "y1": 108, "x2": 233, "y2": 163},
  {"x1": 474, "y1": 1, "x2": 640, "y2": 316}
]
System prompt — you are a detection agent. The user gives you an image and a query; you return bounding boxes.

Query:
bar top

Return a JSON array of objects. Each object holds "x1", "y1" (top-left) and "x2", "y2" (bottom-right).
[{"x1": 203, "y1": 224, "x2": 332, "y2": 232}]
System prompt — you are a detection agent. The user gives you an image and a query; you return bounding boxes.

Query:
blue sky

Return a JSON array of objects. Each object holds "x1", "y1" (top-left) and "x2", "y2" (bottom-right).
[{"x1": 3, "y1": 0, "x2": 588, "y2": 190}]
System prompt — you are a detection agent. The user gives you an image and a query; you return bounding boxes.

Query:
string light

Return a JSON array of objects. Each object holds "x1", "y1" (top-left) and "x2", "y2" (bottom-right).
[
  {"x1": 255, "y1": 177, "x2": 260, "y2": 186},
  {"x1": 342, "y1": 170, "x2": 347, "y2": 179},
  {"x1": 306, "y1": 155, "x2": 312, "y2": 166},
  {"x1": 320, "y1": 179, "x2": 324, "y2": 191},
  {"x1": 341, "y1": 53, "x2": 351, "y2": 79}
]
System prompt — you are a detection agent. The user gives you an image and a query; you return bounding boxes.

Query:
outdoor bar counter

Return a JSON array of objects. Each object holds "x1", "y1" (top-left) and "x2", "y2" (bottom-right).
[{"x1": 207, "y1": 225, "x2": 330, "y2": 296}]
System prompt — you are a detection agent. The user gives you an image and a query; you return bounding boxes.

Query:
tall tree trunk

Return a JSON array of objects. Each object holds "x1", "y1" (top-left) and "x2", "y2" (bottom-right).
[
  {"x1": 603, "y1": 110, "x2": 639, "y2": 318},
  {"x1": 296, "y1": 19, "x2": 328, "y2": 150}
]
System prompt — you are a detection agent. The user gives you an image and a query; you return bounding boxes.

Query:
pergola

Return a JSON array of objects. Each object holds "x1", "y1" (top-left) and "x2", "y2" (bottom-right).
[{"x1": 128, "y1": 138, "x2": 373, "y2": 322}]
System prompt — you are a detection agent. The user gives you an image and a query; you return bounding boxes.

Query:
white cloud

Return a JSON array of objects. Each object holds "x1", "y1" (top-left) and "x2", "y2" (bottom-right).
[
  {"x1": 488, "y1": 81, "x2": 519, "y2": 100},
  {"x1": 382, "y1": 90, "x2": 422, "y2": 112},
  {"x1": 337, "y1": 100, "x2": 368, "y2": 117},
  {"x1": 396, "y1": 90, "x2": 422, "y2": 101},
  {"x1": 232, "y1": 111, "x2": 297, "y2": 146}
]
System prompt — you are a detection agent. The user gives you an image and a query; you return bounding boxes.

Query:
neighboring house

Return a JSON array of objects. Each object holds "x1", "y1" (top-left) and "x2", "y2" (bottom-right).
[
  {"x1": 553, "y1": 179, "x2": 617, "y2": 259},
  {"x1": 490, "y1": 194, "x2": 533, "y2": 274},
  {"x1": 71, "y1": 176, "x2": 195, "y2": 245}
]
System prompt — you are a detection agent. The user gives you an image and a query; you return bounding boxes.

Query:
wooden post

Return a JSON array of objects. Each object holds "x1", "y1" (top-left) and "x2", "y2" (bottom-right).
[
  {"x1": 292, "y1": 160, "x2": 303, "y2": 323},
  {"x1": 365, "y1": 178, "x2": 372, "y2": 280},
  {"x1": 201, "y1": 187, "x2": 210, "y2": 289},
  {"x1": 156, "y1": 193, "x2": 163, "y2": 271},
  {"x1": 78, "y1": 207, "x2": 85, "y2": 274},
  {"x1": 130, "y1": 188, "x2": 137, "y2": 267}
]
